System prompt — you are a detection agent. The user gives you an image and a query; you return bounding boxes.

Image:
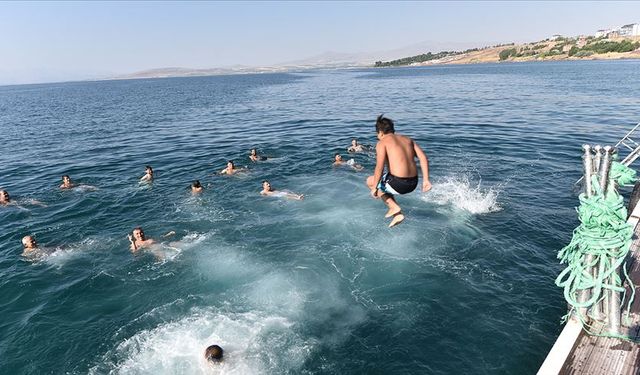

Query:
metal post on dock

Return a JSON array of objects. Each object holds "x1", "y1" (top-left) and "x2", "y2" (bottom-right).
[
  {"x1": 577, "y1": 144, "x2": 593, "y2": 320},
  {"x1": 599, "y1": 146, "x2": 612, "y2": 193},
  {"x1": 603, "y1": 146, "x2": 622, "y2": 334},
  {"x1": 590, "y1": 145, "x2": 607, "y2": 321},
  {"x1": 594, "y1": 145, "x2": 603, "y2": 174}
]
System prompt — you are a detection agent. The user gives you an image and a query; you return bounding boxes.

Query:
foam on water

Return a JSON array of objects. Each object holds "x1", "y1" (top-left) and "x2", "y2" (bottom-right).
[
  {"x1": 134, "y1": 232, "x2": 207, "y2": 263},
  {"x1": 421, "y1": 175, "x2": 502, "y2": 214},
  {"x1": 36, "y1": 237, "x2": 100, "y2": 267},
  {"x1": 90, "y1": 308, "x2": 315, "y2": 375}
]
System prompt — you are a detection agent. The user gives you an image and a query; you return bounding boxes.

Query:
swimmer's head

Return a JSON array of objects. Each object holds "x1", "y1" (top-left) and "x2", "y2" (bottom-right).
[
  {"x1": 262, "y1": 180, "x2": 272, "y2": 191},
  {"x1": 62, "y1": 175, "x2": 71, "y2": 184},
  {"x1": 204, "y1": 344, "x2": 223, "y2": 362},
  {"x1": 22, "y1": 235, "x2": 37, "y2": 249},
  {"x1": 0, "y1": 190, "x2": 9, "y2": 203},
  {"x1": 334, "y1": 154, "x2": 343, "y2": 161},
  {"x1": 191, "y1": 180, "x2": 203, "y2": 192},
  {"x1": 132, "y1": 227, "x2": 146, "y2": 241},
  {"x1": 351, "y1": 139, "x2": 358, "y2": 146},
  {"x1": 227, "y1": 160, "x2": 235, "y2": 169},
  {"x1": 376, "y1": 114, "x2": 395, "y2": 135},
  {"x1": 250, "y1": 148, "x2": 257, "y2": 156},
  {"x1": 145, "y1": 166, "x2": 153, "y2": 175}
]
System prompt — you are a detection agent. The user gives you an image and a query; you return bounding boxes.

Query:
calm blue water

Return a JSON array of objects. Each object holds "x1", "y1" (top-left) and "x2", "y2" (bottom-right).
[{"x1": 1, "y1": 60, "x2": 640, "y2": 374}]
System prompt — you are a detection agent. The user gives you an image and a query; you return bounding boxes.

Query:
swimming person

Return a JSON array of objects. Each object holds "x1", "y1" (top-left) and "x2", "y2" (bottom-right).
[
  {"x1": 1, "y1": 190, "x2": 46, "y2": 208},
  {"x1": 140, "y1": 166, "x2": 154, "y2": 182},
  {"x1": 204, "y1": 344, "x2": 224, "y2": 363},
  {"x1": 333, "y1": 154, "x2": 364, "y2": 171},
  {"x1": 127, "y1": 227, "x2": 176, "y2": 252},
  {"x1": 347, "y1": 138, "x2": 367, "y2": 153},
  {"x1": 59, "y1": 175, "x2": 97, "y2": 191},
  {"x1": 60, "y1": 175, "x2": 75, "y2": 189},
  {"x1": 191, "y1": 180, "x2": 204, "y2": 194},
  {"x1": 249, "y1": 148, "x2": 267, "y2": 162},
  {"x1": 127, "y1": 227, "x2": 156, "y2": 252},
  {"x1": 366, "y1": 115, "x2": 432, "y2": 227},
  {"x1": 21, "y1": 235, "x2": 51, "y2": 259},
  {"x1": 21, "y1": 235, "x2": 39, "y2": 256},
  {"x1": 0, "y1": 190, "x2": 12, "y2": 205},
  {"x1": 260, "y1": 180, "x2": 304, "y2": 200},
  {"x1": 220, "y1": 160, "x2": 247, "y2": 175}
]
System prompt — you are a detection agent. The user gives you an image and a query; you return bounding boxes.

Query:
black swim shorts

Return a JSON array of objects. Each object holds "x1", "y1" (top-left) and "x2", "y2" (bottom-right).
[{"x1": 377, "y1": 173, "x2": 418, "y2": 195}]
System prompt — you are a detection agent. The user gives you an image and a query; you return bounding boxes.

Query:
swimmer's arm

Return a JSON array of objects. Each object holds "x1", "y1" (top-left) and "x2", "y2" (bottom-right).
[
  {"x1": 30, "y1": 199, "x2": 47, "y2": 207},
  {"x1": 372, "y1": 142, "x2": 386, "y2": 195},
  {"x1": 219, "y1": 169, "x2": 228, "y2": 175},
  {"x1": 413, "y1": 142, "x2": 431, "y2": 192},
  {"x1": 162, "y1": 231, "x2": 176, "y2": 238},
  {"x1": 128, "y1": 234, "x2": 137, "y2": 251}
]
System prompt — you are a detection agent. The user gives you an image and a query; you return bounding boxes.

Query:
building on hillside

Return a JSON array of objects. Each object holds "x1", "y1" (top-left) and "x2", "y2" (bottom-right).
[
  {"x1": 619, "y1": 23, "x2": 640, "y2": 37},
  {"x1": 608, "y1": 30, "x2": 621, "y2": 38},
  {"x1": 595, "y1": 29, "x2": 610, "y2": 38},
  {"x1": 577, "y1": 36, "x2": 588, "y2": 48}
]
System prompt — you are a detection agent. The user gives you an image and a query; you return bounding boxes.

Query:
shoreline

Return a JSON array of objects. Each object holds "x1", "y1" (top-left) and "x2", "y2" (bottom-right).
[{"x1": 2, "y1": 56, "x2": 640, "y2": 89}]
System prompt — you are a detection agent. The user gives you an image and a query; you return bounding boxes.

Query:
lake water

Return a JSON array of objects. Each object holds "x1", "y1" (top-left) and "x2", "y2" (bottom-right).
[{"x1": 1, "y1": 60, "x2": 640, "y2": 374}]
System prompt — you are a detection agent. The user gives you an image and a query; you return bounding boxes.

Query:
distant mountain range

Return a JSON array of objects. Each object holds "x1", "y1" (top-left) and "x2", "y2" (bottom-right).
[
  {"x1": 114, "y1": 33, "x2": 640, "y2": 82},
  {"x1": 114, "y1": 40, "x2": 489, "y2": 80}
]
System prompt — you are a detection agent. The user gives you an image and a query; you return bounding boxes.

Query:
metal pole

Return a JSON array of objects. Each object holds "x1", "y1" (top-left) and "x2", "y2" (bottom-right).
[
  {"x1": 590, "y1": 145, "x2": 606, "y2": 321},
  {"x1": 603, "y1": 146, "x2": 622, "y2": 334},
  {"x1": 594, "y1": 145, "x2": 603, "y2": 173},
  {"x1": 577, "y1": 145, "x2": 593, "y2": 319},
  {"x1": 599, "y1": 146, "x2": 612, "y2": 194}
]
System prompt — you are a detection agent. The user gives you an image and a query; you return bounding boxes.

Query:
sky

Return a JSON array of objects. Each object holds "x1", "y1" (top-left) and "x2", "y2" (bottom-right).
[{"x1": 1, "y1": 1, "x2": 639, "y2": 85}]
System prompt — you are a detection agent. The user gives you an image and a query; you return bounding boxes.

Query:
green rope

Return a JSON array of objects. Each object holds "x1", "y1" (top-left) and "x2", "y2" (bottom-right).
[
  {"x1": 611, "y1": 161, "x2": 638, "y2": 186},
  {"x1": 555, "y1": 160, "x2": 637, "y2": 338}
]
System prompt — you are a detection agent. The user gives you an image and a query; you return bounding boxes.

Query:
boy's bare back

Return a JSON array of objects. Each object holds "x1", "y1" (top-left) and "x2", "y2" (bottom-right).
[{"x1": 377, "y1": 134, "x2": 418, "y2": 178}]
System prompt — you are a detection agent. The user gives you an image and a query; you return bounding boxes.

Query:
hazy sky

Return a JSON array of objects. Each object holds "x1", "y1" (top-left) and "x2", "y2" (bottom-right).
[{"x1": 1, "y1": 1, "x2": 639, "y2": 85}]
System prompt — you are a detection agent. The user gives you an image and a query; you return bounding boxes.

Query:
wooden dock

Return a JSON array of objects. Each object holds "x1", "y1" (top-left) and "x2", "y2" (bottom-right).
[{"x1": 539, "y1": 205, "x2": 640, "y2": 374}]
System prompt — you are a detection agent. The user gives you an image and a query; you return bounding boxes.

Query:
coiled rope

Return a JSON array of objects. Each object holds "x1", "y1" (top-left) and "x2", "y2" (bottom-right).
[{"x1": 555, "y1": 161, "x2": 637, "y2": 338}]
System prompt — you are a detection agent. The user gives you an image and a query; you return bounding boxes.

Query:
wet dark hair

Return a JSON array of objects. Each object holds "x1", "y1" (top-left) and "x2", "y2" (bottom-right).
[
  {"x1": 262, "y1": 180, "x2": 270, "y2": 184},
  {"x1": 192, "y1": 180, "x2": 202, "y2": 188},
  {"x1": 250, "y1": 148, "x2": 257, "y2": 153},
  {"x1": 62, "y1": 175, "x2": 70, "y2": 180},
  {"x1": 145, "y1": 166, "x2": 153, "y2": 173},
  {"x1": 376, "y1": 114, "x2": 395, "y2": 134},
  {"x1": 228, "y1": 160, "x2": 235, "y2": 166},
  {"x1": 205, "y1": 344, "x2": 223, "y2": 362}
]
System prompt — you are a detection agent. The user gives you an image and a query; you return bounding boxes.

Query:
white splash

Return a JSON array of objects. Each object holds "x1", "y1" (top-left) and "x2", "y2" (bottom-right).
[
  {"x1": 421, "y1": 175, "x2": 501, "y2": 214},
  {"x1": 90, "y1": 309, "x2": 315, "y2": 375}
]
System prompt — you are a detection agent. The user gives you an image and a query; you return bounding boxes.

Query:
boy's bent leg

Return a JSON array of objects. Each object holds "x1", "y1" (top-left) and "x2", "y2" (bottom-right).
[
  {"x1": 380, "y1": 193, "x2": 402, "y2": 217},
  {"x1": 366, "y1": 175, "x2": 376, "y2": 189}
]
